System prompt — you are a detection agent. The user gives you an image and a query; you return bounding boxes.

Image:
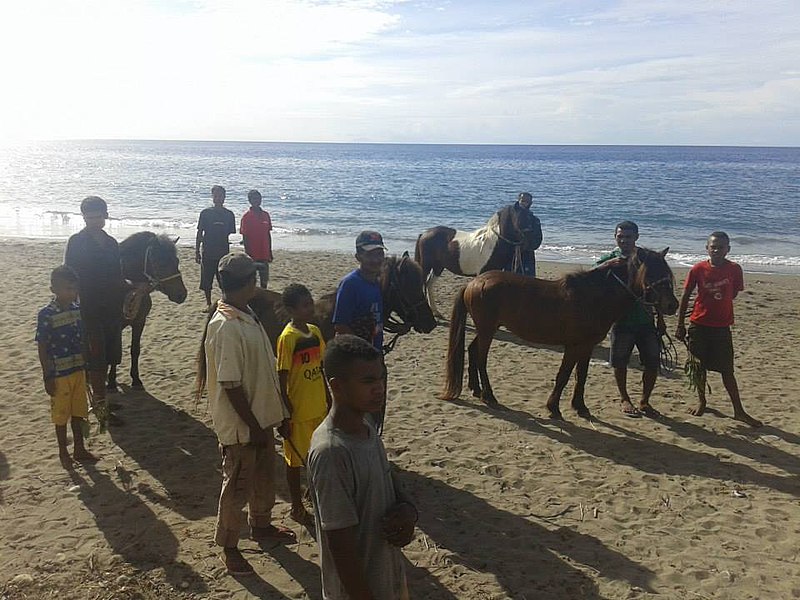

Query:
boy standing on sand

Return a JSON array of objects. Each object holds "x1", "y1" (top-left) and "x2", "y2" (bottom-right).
[
  {"x1": 36, "y1": 266, "x2": 99, "y2": 470},
  {"x1": 199, "y1": 251, "x2": 295, "y2": 576},
  {"x1": 240, "y1": 189, "x2": 273, "y2": 289},
  {"x1": 596, "y1": 221, "x2": 665, "y2": 418},
  {"x1": 276, "y1": 283, "x2": 329, "y2": 525},
  {"x1": 308, "y1": 334, "x2": 417, "y2": 600},
  {"x1": 196, "y1": 185, "x2": 236, "y2": 309},
  {"x1": 64, "y1": 196, "x2": 124, "y2": 422},
  {"x1": 675, "y1": 232, "x2": 762, "y2": 427}
]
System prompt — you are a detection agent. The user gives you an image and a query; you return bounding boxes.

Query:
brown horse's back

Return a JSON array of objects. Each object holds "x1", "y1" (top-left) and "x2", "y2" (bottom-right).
[
  {"x1": 463, "y1": 271, "x2": 617, "y2": 347},
  {"x1": 416, "y1": 226, "x2": 458, "y2": 277}
]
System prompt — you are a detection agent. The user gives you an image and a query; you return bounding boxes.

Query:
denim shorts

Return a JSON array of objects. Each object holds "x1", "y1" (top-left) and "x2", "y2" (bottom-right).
[{"x1": 610, "y1": 322, "x2": 660, "y2": 370}]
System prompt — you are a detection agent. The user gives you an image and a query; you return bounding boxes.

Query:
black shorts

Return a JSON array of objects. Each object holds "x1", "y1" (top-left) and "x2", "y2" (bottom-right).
[
  {"x1": 200, "y1": 255, "x2": 223, "y2": 292},
  {"x1": 610, "y1": 322, "x2": 660, "y2": 370},
  {"x1": 687, "y1": 324, "x2": 734, "y2": 374},
  {"x1": 83, "y1": 312, "x2": 122, "y2": 371}
]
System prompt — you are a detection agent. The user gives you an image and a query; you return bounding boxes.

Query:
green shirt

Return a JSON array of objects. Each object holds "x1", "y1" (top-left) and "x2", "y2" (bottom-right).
[{"x1": 596, "y1": 248, "x2": 654, "y2": 327}]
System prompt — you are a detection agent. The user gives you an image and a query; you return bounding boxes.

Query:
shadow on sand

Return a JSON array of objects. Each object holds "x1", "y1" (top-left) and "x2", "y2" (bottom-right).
[
  {"x1": 450, "y1": 399, "x2": 800, "y2": 497},
  {"x1": 0, "y1": 451, "x2": 9, "y2": 504},
  {"x1": 398, "y1": 468, "x2": 656, "y2": 599},
  {"x1": 73, "y1": 464, "x2": 207, "y2": 593}
]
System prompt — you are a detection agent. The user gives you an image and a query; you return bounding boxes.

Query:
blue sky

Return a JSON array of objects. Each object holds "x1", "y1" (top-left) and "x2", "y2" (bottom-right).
[{"x1": 1, "y1": 0, "x2": 798, "y2": 145}]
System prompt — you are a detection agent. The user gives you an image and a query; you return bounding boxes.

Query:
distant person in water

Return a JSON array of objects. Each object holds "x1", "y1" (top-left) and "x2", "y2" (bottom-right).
[
  {"x1": 36, "y1": 265, "x2": 98, "y2": 469},
  {"x1": 196, "y1": 185, "x2": 236, "y2": 309},
  {"x1": 675, "y1": 232, "x2": 762, "y2": 427},
  {"x1": 240, "y1": 189, "x2": 273, "y2": 289},
  {"x1": 64, "y1": 196, "x2": 124, "y2": 423},
  {"x1": 595, "y1": 221, "x2": 665, "y2": 418},
  {"x1": 498, "y1": 192, "x2": 542, "y2": 277}
]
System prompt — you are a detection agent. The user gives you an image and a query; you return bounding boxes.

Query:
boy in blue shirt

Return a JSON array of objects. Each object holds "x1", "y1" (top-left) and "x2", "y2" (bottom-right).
[{"x1": 36, "y1": 266, "x2": 98, "y2": 469}]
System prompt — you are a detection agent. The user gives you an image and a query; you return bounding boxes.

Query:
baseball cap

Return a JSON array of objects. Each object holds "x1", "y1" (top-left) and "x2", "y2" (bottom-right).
[
  {"x1": 355, "y1": 230, "x2": 387, "y2": 252},
  {"x1": 217, "y1": 251, "x2": 256, "y2": 278}
]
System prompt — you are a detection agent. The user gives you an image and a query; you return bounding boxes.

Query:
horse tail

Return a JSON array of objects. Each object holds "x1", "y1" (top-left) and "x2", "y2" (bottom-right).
[
  {"x1": 194, "y1": 303, "x2": 217, "y2": 403},
  {"x1": 441, "y1": 284, "x2": 468, "y2": 400}
]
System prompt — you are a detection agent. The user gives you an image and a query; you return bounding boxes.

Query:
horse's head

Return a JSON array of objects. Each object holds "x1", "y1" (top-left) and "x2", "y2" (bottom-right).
[
  {"x1": 497, "y1": 204, "x2": 539, "y2": 250},
  {"x1": 629, "y1": 247, "x2": 678, "y2": 316},
  {"x1": 145, "y1": 235, "x2": 188, "y2": 304},
  {"x1": 382, "y1": 252, "x2": 437, "y2": 334}
]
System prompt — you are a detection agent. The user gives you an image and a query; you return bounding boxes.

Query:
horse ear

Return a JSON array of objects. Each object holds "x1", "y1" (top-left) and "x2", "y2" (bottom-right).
[
  {"x1": 660, "y1": 247, "x2": 669, "y2": 257},
  {"x1": 402, "y1": 250, "x2": 409, "y2": 258}
]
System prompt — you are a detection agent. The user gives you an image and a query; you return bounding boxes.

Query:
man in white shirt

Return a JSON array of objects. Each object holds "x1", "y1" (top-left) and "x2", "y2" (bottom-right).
[{"x1": 202, "y1": 251, "x2": 295, "y2": 576}]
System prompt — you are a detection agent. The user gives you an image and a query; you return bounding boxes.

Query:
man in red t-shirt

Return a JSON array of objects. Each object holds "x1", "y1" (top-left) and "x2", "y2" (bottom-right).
[
  {"x1": 240, "y1": 189, "x2": 273, "y2": 288},
  {"x1": 675, "y1": 231, "x2": 761, "y2": 427}
]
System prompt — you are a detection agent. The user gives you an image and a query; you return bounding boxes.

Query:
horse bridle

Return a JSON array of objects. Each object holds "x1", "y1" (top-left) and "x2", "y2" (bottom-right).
[
  {"x1": 611, "y1": 270, "x2": 673, "y2": 310},
  {"x1": 143, "y1": 242, "x2": 183, "y2": 291},
  {"x1": 383, "y1": 255, "x2": 428, "y2": 338}
]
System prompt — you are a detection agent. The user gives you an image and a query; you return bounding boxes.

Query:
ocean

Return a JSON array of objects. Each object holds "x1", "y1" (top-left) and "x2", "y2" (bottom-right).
[{"x1": 1, "y1": 140, "x2": 798, "y2": 272}]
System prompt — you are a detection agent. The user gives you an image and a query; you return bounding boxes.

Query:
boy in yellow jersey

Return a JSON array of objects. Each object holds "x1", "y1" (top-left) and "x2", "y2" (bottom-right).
[{"x1": 277, "y1": 283, "x2": 330, "y2": 524}]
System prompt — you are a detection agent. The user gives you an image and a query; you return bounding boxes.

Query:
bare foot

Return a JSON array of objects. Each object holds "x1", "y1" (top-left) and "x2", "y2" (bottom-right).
[
  {"x1": 639, "y1": 403, "x2": 662, "y2": 418},
  {"x1": 734, "y1": 412, "x2": 763, "y2": 428},
  {"x1": 59, "y1": 450, "x2": 74, "y2": 470},
  {"x1": 620, "y1": 399, "x2": 641, "y2": 417},
  {"x1": 689, "y1": 402, "x2": 706, "y2": 416},
  {"x1": 73, "y1": 448, "x2": 99, "y2": 463}
]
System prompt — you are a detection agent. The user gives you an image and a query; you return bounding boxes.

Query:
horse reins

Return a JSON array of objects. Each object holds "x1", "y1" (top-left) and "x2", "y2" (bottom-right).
[
  {"x1": 382, "y1": 255, "x2": 428, "y2": 355},
  {"x1": 143, "y1": 243, "x2": 183, "y2": 291}
]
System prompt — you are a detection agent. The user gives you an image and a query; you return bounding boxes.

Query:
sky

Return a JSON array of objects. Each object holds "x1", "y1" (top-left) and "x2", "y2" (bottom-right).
[{"x1": 1, "y1": 0, "x2": 798, "y2": 145}]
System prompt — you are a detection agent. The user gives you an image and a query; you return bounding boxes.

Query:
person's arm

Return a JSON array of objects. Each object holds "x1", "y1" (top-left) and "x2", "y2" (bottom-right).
[
  {"x1": 265, "y1": 213, "x2": 273, "y2": 262},
  {"x1": 675, "y1": 275, "x2": 696, "y2": 341},
  {"x1": 37, "y1": 341, "x2": 56, "y2": 396},
  {"x1": 382, "y1": 470, "x2": 418, "y2": 547},
  {"x1": 222, "y1": 384, "x2": 269, "y2": 445},
  {"x1": 530, "y1": 216, "x2": 543, "y2": 251},
  {"x1": 332, "y1": 279, "x2": 356, "y2": 336},
  {"x1": 277, "y1": 370, "x2": 293, "y2": 438},
  {"x1": 195, "y1": 214, "x2": 204, "y2": 264},
  {"x1": 325, "y1": 527, "x2": 375, "y2": 600}
]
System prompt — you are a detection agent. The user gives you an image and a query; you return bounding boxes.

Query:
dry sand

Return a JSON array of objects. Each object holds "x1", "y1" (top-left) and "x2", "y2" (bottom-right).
[{"x1": 1, "y1": 239, "x2": 799, "y2": 600}]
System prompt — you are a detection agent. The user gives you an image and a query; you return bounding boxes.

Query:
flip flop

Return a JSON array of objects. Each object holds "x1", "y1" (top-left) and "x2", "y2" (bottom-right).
[
  {"x1": 640, "y1": 404, "x2": 662, "y2": 418},
  {"x1": 251, "y1": 525, "x2": 297, "y2": 544},
  {"x1": 220, "y1": 551, "x2": 255, "y2": 576},
  {"x1": 621, "y1": 403, "x2": 642, "y2": 418}
]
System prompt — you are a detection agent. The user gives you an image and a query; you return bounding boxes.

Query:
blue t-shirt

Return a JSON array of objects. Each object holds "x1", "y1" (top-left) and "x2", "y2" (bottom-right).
[
  {"x1": 332, "y1": 270, "x2": 384, "y2": 350},
  {"x1": 35, "y1": 300, "x2": 85, "y2": 377}
]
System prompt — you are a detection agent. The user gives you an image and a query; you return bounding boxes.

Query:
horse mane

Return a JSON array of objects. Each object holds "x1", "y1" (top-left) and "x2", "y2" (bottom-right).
[
  {"x1": 560, "y1": 246, "x2": 669, "y2": 298},
  {"x1": 120, "y1": 231, "x2": 178, "y2": 260}
]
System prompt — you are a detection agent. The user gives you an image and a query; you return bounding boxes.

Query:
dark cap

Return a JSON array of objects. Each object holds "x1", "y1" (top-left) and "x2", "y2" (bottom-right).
[
  {"x1": 217, "y1": 251, "x2": 256, "y2": 278},
  {"x1": 355, "y1": 230, "x2": 387, "y2": 252}
]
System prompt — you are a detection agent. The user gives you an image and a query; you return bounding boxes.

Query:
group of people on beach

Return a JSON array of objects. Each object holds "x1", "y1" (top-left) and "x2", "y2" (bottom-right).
[{"x1": 35, "y1": 186, "x2": 760, "y2": 599}]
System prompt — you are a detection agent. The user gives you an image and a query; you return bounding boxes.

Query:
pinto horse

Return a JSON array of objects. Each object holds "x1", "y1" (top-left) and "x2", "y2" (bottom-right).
[
  {"x1": 441, "y1": 248, "x2": 678, "y2": 419},
  {"x1": 415, "y1": 208, "x2": 539, "y2": 317},
  {"x1": 109, "y1": 232, "x2": 187, "y2": 389},
  {"x1": 247, "y1": 252, "x2": 437, "y2": 351}
]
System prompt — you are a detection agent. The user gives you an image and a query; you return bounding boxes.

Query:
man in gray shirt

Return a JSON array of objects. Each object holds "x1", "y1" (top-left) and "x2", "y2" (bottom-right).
[{"x1": 308, "y1": 335, "x2": 417, "y2": 600}]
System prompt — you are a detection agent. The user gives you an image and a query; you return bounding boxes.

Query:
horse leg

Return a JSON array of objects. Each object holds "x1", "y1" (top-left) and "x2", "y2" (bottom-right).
[
  {"x1": 474, "y1": 326, "x2": 500, "y2": 408},
  {"x1": 467, "y1": 337, "x2": 481, "y2": 398},
  {"x1": 570, "y1": 349, "x2": 593, "y2": 419},
  {"x1": 130, "y1": 319, "x2": 145, "y2": 389},
  {"x1": 107, "y1": 364, "x2": 118, "y2": 392},
  {"x1": 546, "y1": 349, "x2": 579, "y2": 420},
  {"x1": 426, "y1": 272, "x2": 443, "y2": 319}
]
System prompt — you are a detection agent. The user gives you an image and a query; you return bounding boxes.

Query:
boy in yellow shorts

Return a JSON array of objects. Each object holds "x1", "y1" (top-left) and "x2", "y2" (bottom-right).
[
  {"x1": 277, "y1": 283, "x2": 330, "y2": 524},
  {"x1": 36, "y1": 266, "x2": 98, "y2": 469}
]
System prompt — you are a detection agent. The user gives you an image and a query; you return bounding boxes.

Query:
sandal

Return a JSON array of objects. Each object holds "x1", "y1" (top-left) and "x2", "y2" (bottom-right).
[
  {"x1": 639, "y1": 404, "x2": 662, "y2": 418},
  {"x1": 251, "y1": 524, "x2": 297, "y2": 544},
  {"x1": 221, "y1": 548, "x2": 254, "y2": 576}
]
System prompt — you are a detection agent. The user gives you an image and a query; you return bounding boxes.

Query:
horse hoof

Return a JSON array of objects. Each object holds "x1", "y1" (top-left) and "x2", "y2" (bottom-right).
[
  {"x1": 106, "y1": 384, "x2": 119, "y2": 393},
  {"x1": 483, "y1": 398, "x2": 500, "y2": 409},
  {"x1": 547, "y1": 408, "x2": 564, "y2": 420},
  {"x1": 131, "y1": 381, "x2": 144, "y2": 390},
  {"x1": 575, "y1": 408, "x2": 592, "y2": 419}
]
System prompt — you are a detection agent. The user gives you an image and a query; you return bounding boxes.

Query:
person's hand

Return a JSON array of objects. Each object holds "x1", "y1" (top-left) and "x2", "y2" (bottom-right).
[
  {"x1": 277, "y1": 419, "x2": 292, "y2": 439},
  {"x1": 195, "y1": 251, "x2": 201, "y2": 265},
  {"x1": 675, "y1": 323, "x2": 686, "y2": 342},
  {"x1": 382, "y1": 502, "x2": 417, "y2": 547},
  {"x1": 44, "y1": 377, "x2": 56, "y2": 396},
  {"x1": 250, "y1": 426, "x2": 270, "y2": 447}
]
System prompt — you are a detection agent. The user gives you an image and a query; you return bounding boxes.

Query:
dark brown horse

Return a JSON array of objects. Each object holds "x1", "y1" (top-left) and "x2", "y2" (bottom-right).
[
  {"x1": 248, "y1": 252, "x2": 437, "y2": 351},
  {"x1": 415, "y1": 207, "x2": 540, "y2": 317},
  {"x1": 441, "y1": 248, "x2": 678, "y2": 419},
  {"x1": 109, "y1": 232, "x2": 187, "y2": 389}
]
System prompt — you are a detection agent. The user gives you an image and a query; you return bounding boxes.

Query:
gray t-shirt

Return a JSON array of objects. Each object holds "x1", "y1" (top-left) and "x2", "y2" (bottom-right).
[{"x1": 308, "y1": 415, "x2": 407, "y2": 600}]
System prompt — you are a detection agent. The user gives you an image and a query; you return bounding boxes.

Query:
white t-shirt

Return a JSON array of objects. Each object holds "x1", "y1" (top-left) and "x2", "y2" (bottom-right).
[{"x1": 205, "y1": 302, "x2": 287, "y2": 445}]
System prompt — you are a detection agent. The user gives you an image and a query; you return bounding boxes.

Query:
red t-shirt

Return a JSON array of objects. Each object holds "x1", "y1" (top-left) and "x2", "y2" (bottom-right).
[
  {"x1": 240, "y1": 208, "x2": 273, "y2": 262},
  {"x1": 685, "y1": 260, "x2": 744, "y2": 327}
]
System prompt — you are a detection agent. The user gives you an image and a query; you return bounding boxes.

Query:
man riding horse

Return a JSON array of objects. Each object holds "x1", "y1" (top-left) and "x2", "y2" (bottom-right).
[{"x1": 497, "y1": 192, "x2": 542, "y2": 277}]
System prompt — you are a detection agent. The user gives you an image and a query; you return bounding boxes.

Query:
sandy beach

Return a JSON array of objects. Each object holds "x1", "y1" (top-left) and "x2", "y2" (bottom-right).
[{"x1": 1, "y1": 239, "x2": 799, "y2": 600}]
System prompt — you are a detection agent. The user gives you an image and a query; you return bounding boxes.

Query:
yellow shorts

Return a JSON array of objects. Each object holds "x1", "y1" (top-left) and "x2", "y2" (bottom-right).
[
  {"x1": 51, "y1": 370, "x2": 89, "y2": 426},
  {"x1": 283, "y1": 416, "x2": 325, "y2": 467}
]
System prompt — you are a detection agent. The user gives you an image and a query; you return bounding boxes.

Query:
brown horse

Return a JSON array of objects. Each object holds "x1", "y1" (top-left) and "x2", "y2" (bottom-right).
[
  {"x1": 415, "y1": 206, "x2": 540, "y2": 317},
  {"x1": 441, "y1": 248, "x2": 678, "y2": 419},
  {"x1": 247, "y1": 252, "x2": 437, "y2": 351},
  {"x1": 109, "y1": 232, "x2": 187, "y2": 389}
]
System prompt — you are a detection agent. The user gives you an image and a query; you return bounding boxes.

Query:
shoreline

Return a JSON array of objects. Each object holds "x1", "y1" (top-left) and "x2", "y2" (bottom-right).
[{"x1": 4, "y1": 234, "x2": 800, "y2": 277}]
